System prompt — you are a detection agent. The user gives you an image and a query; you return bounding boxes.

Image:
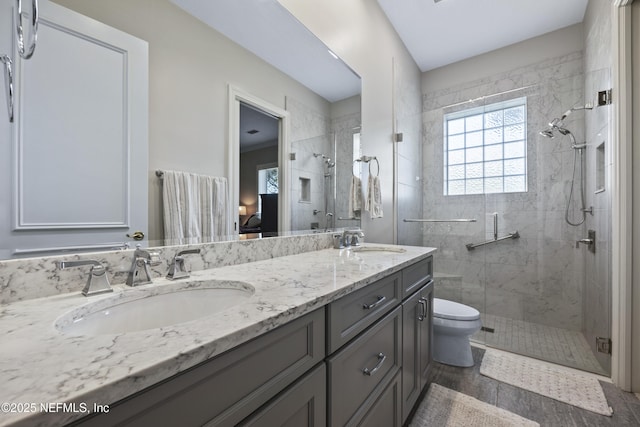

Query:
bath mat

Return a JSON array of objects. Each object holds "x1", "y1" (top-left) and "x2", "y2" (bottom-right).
[
  {"x1": 480, "y1": 349, "x2": 613, "y2": 416},
  {"x1": 409, "y1": 383, "x2": 539, "y2": 427}
]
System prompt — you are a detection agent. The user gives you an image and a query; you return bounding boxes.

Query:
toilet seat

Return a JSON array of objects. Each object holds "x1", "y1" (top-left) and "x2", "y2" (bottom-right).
[{"x1": 433, "y1": 298, "x2": 480, "y2": 321}]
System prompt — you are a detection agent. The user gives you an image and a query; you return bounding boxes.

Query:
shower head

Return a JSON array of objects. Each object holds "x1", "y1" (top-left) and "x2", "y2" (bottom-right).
[
  {"x1": 539, "y1": 129, "x2": 555, "y2": 138},
  {"x1": 314, "y1": 153, "x2": 335, "y2": 168},
  {"x1": 540, "y1": 117, "x2": 573, "y2": 139}
]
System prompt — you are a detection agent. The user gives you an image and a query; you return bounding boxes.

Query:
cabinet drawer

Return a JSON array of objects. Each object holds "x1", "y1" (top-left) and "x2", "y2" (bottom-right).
[
  {"x1": 327, "y1": 272, "x2": 401, "y2": 353},
  {"x1": 74, "y1": 308, "x2": 325, "y2": 427},
  {"x1": 402, "y1": 256, "x2": 432, "y2": 298},
  {"x1": 327, "y1": 306, "x2": 401, "y2": 427}
]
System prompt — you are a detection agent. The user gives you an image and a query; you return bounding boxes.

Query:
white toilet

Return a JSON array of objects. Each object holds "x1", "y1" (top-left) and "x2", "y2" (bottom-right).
[{"x1": 432, "y1": 298, "x2": 482, "y2": 367}]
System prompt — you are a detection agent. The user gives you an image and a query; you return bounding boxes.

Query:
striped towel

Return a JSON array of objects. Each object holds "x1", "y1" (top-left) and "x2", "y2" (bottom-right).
[
  {"x1": 365, "y1": 174, "x2": 383, "y2": 219},
  {"x1": 162, "y1": 170, "x2": 231, "y2": 244}
]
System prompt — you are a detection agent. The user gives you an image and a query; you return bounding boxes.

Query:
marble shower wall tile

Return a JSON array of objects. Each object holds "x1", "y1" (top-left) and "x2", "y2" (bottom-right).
[
  {"x1": 0, "y1": 233, "x2": 335, "y2": 305},
  {"x1": 422, "y1": 51, "x2": 586, "y2": 331},
  {"x1": 287, "y1": 97, "x2": 332, "y2": 231}
]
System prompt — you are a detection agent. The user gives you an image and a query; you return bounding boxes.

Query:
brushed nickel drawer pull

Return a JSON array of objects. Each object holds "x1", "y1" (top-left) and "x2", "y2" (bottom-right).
[
  {"x1": 362, "y1": 295, "x2": 386, "y2": 310},
  {"x1": 418, "y1": 298, "x2": 428, "y2": 321},
  {"x1": 362, "y1": 352, "x2": 386, "y2": 376}
]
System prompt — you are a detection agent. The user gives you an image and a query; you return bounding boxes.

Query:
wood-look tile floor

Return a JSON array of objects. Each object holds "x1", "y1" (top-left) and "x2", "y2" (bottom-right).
[{"x1": 412, "y1": 347, "x2": 640, "y2": 427}]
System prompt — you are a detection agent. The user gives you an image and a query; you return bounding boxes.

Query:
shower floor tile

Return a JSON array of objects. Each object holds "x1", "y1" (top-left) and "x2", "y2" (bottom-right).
[{"x1": 472, "y1": 313, "x2": 607, "y2": 376}]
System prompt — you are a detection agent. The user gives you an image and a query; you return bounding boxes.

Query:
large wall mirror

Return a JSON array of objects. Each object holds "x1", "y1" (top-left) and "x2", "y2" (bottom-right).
[{"x1": 0, "y1": 0, "x2": 361, "y2": 259}]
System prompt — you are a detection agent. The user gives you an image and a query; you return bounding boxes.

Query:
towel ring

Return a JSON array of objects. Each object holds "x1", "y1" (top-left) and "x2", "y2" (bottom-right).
[
  {"x1": 15, "y1": 0, "x2": 39, "y2": 60},
  {"x1": 369, "y1": 157, "x2": 380, "y2": 177}
]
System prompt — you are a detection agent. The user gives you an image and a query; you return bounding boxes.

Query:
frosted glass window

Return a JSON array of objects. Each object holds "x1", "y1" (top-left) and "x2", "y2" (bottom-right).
[
  {"x1": 484, "y1": 128, "x2": 503, "y2": 144},
  {"x1": 448, "y1": 149, "x2": 465, "y2": 165},
  {"x1": 448, "y1": 118, "x2": 465, "y2": 135},
  {"x1": 485, "y1": 177, "x2": 504, "y2": 193},
  {"x1": 466, "y1": 131, "x2": 483, "y2": 147},
  {"x1": 448, "y1": 134, "x2": 465, "y2": 150},
  {"x1": 504, "y1": 124, "x2": 524, "y2": 141},
  {"x1": 465, "y1": 147, "x2": 483, "y2": 163},
  {"x1": 444, "y1": 97, "x2": 527, "y2": 195},
  {"x1": 448, "y1": 180, "x2": 465, "y2": 195},
  {"x1": 485, "y1": 160, "x2": 503, "y2": 177},
  {"x1": 504, "y1": 141, "x2": 524, "y2": 159},
  {"x1": 505, "y1": 176, "x2": 526, "y2": 192},
  {"x1": 484, "y1": 144, "x2": 503, "y2": 161},
  {"x1": 466, "y1": 115, "x2": 483, "y2": 131},
  {"x1": 448, "y1": 165, "x2": 464, "y2": 180},
  {"x1": 466, "y1": 163, "x2": 483, "y2": 179}
]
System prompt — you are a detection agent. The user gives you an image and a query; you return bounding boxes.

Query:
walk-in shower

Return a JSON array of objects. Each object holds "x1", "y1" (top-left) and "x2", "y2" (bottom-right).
[
  {"x1": 314, "y1": 153, "x2": 336, "y2": 231},
  {"x1": 539, "y1": 105, "x2": 593, "y2": 226}
]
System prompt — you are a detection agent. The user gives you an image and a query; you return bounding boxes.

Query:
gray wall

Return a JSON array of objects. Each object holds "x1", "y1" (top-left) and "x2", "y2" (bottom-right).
[
  {"x1": 53, "y1": 0, "x2": 331, "y2": 241},
  {"x1": 420, "y1": 26, "x2": 587, "y2": 331}
]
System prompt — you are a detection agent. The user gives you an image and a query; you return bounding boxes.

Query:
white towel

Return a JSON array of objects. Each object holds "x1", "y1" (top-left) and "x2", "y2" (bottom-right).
[
  {"x1": 162, "y1": 171, "x2": 231, "y2": 244},
  {"x1": 365, "y1": 174, "x2": 383, "y2": 219},
  {"x1": 348, "y1": 175, "x2": 362, "y2": 218}
]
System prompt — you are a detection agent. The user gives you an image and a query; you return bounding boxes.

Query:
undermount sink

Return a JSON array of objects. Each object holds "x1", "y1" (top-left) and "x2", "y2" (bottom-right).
[
  {"x1": 350, "y1": 246, "x2": 407, "y2": 254},
  {"x1": 55, "y1": 280, "x2": 255, "y2": 336}
]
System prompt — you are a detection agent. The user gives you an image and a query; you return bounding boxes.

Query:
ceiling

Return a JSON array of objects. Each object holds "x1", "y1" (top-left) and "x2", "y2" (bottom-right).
[
  {"x1": 377, "y1": 0, "x2": 589, "y2": 72},
  {"x1": 170, "y1": 0, "x2": 361, "y2": 103}
]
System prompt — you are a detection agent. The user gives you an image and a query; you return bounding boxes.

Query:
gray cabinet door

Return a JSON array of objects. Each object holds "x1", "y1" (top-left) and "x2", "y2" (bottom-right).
[
  {"x1": 419, "y1": 281, "x2": 434, "y2": 386},
  {"x1": 401, "y1": 280, "x2": 434, "y2": 423},
  {"x1": 73, "y1": 308, "x2": 325, "y2": 427},
  {"x1": 238, "y1": 363, "x2": 326, "y2": 427},
  {"x1": 401, "y1": 289, "x2": 422, "y2": 423}
]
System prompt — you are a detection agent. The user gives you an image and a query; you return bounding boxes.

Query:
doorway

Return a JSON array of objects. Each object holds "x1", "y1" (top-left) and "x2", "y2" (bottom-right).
[
  {"x1": 239, "y1": 103, "x2": 279, "y2": 236},
  {"x1": 228, "y1": 86, "x2": 290, "y2": 235}
]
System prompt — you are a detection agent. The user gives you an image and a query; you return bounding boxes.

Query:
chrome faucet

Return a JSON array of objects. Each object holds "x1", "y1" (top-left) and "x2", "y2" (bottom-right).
[
  {"x1": 167, "y1": 248, "x2": 201, "y2": 280},
  {"x1": 126, "y1": 245, "x2": 161, "y2": 286},
  {"x1": 342, "y1": 229, "x2": 365, "y2": 248},
  {"x1": 57, "y1": 259, "x2": 112, "y2": 296}
]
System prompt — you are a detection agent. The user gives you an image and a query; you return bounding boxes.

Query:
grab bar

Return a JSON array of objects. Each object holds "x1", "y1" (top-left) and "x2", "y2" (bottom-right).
[
  {"x1": 466, "y1": 231, "x2": 520, "y2": 251},
  {"x1": 403, "y1": 218, "x2": 477, "y2": 223},
  {"x1": 0, "y1": 55, "x2": 13, "y2": 122},
  {"x1": 15, "y1": 0, "x2": 39, "y2": 60}
]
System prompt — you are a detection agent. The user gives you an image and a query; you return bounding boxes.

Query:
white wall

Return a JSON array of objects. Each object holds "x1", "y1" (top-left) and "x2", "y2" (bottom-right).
[
  {"x1": 53, "y1": 0, "x2": 331, "y2": 242},
  {"x1": 279, "y1": 0, "x2": 423, "y2": 243}
]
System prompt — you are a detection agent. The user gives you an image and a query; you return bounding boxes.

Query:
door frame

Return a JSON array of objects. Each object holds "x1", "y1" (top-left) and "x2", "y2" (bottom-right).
[
  {"x1": 611, "y1": 0, "x2": 635, "y2": 391},
  {"x1": 228, "y1": 85, "x2": 290, "y2": 234}
]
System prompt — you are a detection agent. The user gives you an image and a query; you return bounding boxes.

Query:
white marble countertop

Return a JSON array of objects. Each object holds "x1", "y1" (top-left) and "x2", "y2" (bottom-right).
[{"x1": 0, "y1": 243, "x2": 435, "y2": 426}]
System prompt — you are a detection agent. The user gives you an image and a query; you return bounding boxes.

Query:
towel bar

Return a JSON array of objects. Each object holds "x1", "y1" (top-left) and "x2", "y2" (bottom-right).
[{"x1": 403, "y1": 218, "x2": 477, "y2": 223}]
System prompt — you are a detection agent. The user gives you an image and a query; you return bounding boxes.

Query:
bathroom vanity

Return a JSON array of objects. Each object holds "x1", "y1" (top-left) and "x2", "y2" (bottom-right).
[{"x1": 0, "y1": 239, "x2": 435, "y2": 427}]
